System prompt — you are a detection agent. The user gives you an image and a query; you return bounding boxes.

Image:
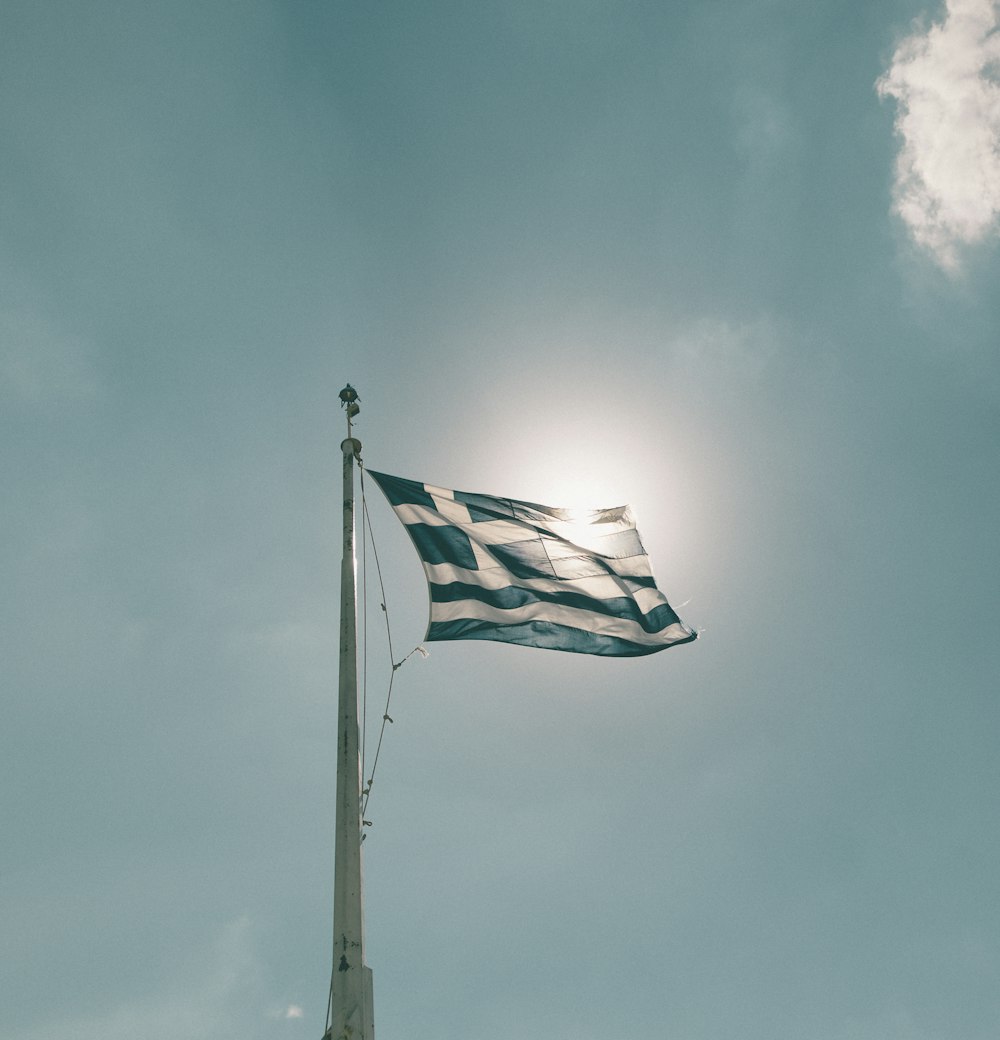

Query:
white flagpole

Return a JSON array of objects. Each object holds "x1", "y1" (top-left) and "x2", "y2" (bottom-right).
[{"x1": 325, "y1": 385, "x2": 374, "y2": 1040}]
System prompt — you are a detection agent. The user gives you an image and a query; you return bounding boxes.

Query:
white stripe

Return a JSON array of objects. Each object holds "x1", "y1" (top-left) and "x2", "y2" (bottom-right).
[
  {"x1": 539, "y1": 509, "x2": 636, "y2": 537},
  {"x1": 434, "y1": 570, "x2": 670, "y2": 613},
  {"x1": 393, "y1": 501, "x2": 470, "y2": 527},
  {"x1": 470, "y1": 541, "x2": 503, "y2": 571},
  {"x1": 394, "y1": 503, "x2": 542, "y2": 542},
  {"x1": 633, "y1": 585, "x2": 672, "y2": 614},
  {"x1": 425, "y1": 562, "x2": 648, "y2": 601},
  {"x1": 543, "y1": 530, "x2": 644, "y2": 561},
  {"x1": 430, "y1": 597, "x2": 690, "y2": 647},
  {"x1": 422, "y1": 482, "x2": 455, "y2": 501},
  {"x1": 423, "y1": 555, "x2": 655, "y2": 588},
  {"x1": 393, "y1": 501, "x2": 640, "y2": 553}
]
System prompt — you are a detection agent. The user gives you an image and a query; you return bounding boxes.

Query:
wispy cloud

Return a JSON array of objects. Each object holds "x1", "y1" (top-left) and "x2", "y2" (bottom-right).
[
  {"x1": 266, "y1": 1003, "x2": 306, "y2": 1022},
  {"x1": 876, "y1": 0, "x2": 1000, "y2": 271}
]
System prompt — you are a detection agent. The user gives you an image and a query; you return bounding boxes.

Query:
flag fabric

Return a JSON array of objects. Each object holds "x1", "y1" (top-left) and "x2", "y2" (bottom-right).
[{"x1": 367, "y1": 470, "x2": 696, "y2": 658}]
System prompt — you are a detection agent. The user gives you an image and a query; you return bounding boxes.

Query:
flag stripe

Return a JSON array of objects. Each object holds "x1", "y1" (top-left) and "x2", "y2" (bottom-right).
[
  {"x1": 429, "y1": 594, "x2": 685, "y2": 644},
  {"x1": 429, "y1": 579, "x2": 680, "y2": 631},
  {"x1": 421, "y1": 559, "x2": 658, "y2": 590},
  {"x1": 427, "y1": 618, "x2": 696, "y2": 658}
]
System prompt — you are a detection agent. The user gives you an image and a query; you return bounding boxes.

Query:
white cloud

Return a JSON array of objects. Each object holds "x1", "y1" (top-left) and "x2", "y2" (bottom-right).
[
  {"x1": 266, "y1": 1003, "x2": 306, "y2": 1022},
  {"x1": 876, "y1": 0, "x2": 1000, "y2": 271}
]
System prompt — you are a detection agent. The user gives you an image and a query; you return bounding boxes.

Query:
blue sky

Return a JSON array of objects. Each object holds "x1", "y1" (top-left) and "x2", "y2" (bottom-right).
[{"x1": 3, "y1": 2, "x2": 999, "y2": 1038}]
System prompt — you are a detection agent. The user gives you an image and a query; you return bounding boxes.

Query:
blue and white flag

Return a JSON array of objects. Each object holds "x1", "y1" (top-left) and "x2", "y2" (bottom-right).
[{"x1": 368, "y1": 470, "x2": 696, "y2": 658}]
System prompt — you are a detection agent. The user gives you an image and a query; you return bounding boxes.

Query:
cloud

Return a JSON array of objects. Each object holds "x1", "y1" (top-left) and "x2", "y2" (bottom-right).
[
  {"x1": 876, "y1": 0, "x2": 1000, "y2": 271},
  {"x1": 671, "y1": 314, "x2": 784, "y2": 389},
  {"x1": 733, "y1": 86, "x2": 793, "y2": 169}
]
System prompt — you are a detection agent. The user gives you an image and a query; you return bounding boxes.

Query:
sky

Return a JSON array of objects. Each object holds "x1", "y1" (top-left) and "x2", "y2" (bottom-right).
[{"x1": 2, "y1": 1, "x2": 1000, "y2": 1038}]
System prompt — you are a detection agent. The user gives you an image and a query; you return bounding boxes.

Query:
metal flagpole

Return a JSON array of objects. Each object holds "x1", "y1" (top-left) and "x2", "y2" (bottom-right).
[{"x1": 325, "y1": 384, "x2": 374, "y2": 1040}]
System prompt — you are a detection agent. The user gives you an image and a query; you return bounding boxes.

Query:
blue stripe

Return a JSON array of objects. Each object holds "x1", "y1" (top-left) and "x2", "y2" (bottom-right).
[
  {"x1": 407, "y1": 523, "x2": 478, "y2": 569},
  {"x1": 427, "y1": 618, "x2": 696, "y2": 657},
  {"x1": 485, "y1": 539, "x2": 556, "y2": 579},
  {"x1": 430, "y1": 580, "x2": 680, "y2": 633},
  {"x1": 368, "y1": 470, "x2": 436, "y2": 509},
  {"x1": 453, "y1": 489, "x2": 517, "y2": 522}
]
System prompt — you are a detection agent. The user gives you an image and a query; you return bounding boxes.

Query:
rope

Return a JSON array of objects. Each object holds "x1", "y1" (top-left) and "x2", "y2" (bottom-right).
[
  {"x1": 360, "y1": 474, "x2": 368, "y2": 796},
  {"x1": 358, "y1": 464, "x2": 426, "y2": 823}
]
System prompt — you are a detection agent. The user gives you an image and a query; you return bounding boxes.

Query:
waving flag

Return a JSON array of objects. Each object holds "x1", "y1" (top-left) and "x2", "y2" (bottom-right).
[{"x1": 368, "y1": 470, "x2": 696, "y2": 658}]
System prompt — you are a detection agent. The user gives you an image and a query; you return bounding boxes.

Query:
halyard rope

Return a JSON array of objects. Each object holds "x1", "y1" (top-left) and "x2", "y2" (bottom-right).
[{"x1": 358, "y1": 463, "x2": 426, "y2": 825}]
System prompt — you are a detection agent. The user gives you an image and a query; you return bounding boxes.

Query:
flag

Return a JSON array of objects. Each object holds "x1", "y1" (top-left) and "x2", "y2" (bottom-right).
[{"x1": 368, "y1": 470, "x2": 696, "y2": 658}]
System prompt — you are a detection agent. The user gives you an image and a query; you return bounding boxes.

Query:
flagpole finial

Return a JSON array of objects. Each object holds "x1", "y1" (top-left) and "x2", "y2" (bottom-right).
[{"x1": 339, "y1": 384, "x2": 360, "y2": 438}]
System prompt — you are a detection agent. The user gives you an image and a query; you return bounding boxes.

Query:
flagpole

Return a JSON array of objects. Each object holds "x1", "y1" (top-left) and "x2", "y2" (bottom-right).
[{"x1": 325, "y1": 384, "x2": 374, "y2": 1040}]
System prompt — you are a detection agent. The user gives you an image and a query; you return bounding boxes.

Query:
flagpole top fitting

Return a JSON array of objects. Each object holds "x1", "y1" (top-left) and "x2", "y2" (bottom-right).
[
  {"x1": 341, "y1": 437, "x2": 362, "y2": 458},
  {"x1": 339, "y1": 382, "x2": 360, "y2": 432}
]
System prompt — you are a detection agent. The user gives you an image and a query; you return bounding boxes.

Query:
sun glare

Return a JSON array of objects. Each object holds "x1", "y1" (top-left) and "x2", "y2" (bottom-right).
[
  {"x1": 500, "y1": 433, "x2": 640, "y2": 512},
  {"x1": 556, "y1": 508, "x2": 611, "y2": 550}
]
